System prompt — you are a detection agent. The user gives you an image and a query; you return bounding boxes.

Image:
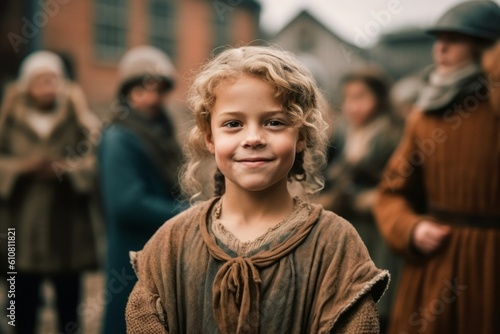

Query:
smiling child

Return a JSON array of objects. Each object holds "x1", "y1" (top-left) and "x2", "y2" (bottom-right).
[{"x1": 125, "y1": 46, "x2": 389, "y2": 334}]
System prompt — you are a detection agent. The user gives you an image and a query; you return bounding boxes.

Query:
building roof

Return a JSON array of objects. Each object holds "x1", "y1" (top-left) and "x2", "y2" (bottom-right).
[{"x1": 275, "y1": 10, "x2": 365, "y2": 56}]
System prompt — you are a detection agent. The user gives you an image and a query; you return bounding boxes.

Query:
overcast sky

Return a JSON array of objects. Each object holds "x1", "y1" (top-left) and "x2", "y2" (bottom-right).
[{"x1": 259, "y1": 0, "x2": 500, "y2": 47}]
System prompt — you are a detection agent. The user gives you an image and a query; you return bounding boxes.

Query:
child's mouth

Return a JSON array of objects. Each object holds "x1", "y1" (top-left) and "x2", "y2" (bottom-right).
[{"x1": 237, "y1": 157, "x2": 274, "y2": 167}]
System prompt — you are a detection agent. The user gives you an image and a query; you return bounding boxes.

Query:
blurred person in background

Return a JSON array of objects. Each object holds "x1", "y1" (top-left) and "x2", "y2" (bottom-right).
[
  {"x1": 374, "y1": 1, "x2": 500, "y2": 333},
  {"x1": 316, "y1": 67, "x2": 403, "y2": 332},
  {"x1": 98, "y1": 46, "x2": 186, "y2": 334},
  {"x1": 390, "y1": 75, "x2": 425, "y2": 119},
  {"x1": 0, "y1": 51, "x2": 101, "y2": 333}
]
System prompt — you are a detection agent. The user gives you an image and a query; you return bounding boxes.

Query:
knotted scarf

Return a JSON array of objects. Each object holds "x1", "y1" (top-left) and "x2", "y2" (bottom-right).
[{"x1": 199, "y1": 204, "x2": 323, "y2": 334}]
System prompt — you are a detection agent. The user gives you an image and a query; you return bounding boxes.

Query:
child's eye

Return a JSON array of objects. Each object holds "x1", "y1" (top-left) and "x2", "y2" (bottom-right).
[
  {"x1": 265, "y1": 119, "x2": 286, "y2": 127},
  {"x1": 223, "y1": 121, "x2": 242, "y2": 128}
]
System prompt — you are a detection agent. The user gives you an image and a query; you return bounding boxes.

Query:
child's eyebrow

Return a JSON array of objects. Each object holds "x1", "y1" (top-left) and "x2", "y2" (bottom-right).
[{"x1": 216, "y1": 110, "x2": 284, "y2": 118}]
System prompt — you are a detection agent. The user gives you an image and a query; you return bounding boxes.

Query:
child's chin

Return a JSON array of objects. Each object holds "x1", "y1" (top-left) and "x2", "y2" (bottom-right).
[
  {"x1": 239, "y1": 184, "x2": 271, "y2": 192},
  {"x1": 236, "y1": 180, "x2": 280, "y2": 193}
]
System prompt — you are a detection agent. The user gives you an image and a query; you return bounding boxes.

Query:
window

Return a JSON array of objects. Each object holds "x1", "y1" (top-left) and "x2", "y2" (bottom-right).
[
  {"x1": 149, "y1": 0, "x2": 176, "y2": 61},
  {"x1": 94, "y1": 0, "x2": 128, "y2": 60}
]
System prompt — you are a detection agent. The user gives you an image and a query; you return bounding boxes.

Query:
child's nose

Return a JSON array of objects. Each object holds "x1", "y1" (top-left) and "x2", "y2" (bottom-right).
[{"x1": 242, "y1": 127, "x2": 266, "y2": 148}]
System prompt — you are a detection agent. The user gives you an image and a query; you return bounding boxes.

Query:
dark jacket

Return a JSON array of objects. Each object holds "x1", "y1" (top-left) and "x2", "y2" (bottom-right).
[
  {"x1": 321, "y1": 114, "x2": 402, "y2": 220},
  {"x1": 99, "y1": 107, "x2": 186, "y2": 334}
]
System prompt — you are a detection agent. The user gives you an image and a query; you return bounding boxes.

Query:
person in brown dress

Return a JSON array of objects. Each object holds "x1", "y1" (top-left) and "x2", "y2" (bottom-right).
[{"x1": 374, "y1": 1, "x2": 500, "y2": 333}]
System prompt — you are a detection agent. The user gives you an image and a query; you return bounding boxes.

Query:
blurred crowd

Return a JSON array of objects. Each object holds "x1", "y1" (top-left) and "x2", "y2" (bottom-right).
[{"x1": 1, "y1": 1, "x2": 500, "y2": 333}]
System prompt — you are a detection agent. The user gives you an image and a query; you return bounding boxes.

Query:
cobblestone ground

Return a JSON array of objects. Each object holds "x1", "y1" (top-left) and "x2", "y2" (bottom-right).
[{"x1": 1, "y1": 271, "x2": 105, "y2": 334}]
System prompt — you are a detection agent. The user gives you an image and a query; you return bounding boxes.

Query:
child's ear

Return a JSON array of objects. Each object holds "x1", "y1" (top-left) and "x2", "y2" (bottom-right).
[
  {"x1": 205, "y1": 132, "x2": 215, "y2": 154},
  {"x1": 296, "y1": 133, "x2": 306, "y2": 153}
]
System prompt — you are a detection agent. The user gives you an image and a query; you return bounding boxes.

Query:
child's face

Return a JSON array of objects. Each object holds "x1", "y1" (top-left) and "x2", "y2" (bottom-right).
[
  {"x1": 433, "y1": 32, "x2": 476, "y2": 74},
  {"x1": 342, "y1": 81, "x2": 377, "y2": 127},
  {"x1": 206, "y1": 74, "x2": 305, "y2": 193}
]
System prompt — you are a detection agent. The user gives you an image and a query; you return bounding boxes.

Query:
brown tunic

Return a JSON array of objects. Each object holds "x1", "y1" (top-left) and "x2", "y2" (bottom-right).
[
  {"x1": 126, "y1": 198, "x2": 389, "y2": 333},
  {"x1": 374, "y1": 48, "x2": 500, "y2": 333}
]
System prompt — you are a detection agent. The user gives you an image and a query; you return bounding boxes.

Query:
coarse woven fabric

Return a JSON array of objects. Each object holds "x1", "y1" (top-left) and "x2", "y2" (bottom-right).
[{"x1": 126, "y1": 197, "x2": 389, "y2": 333}]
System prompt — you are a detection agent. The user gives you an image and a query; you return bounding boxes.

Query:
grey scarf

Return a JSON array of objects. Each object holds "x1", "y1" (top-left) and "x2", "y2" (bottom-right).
[
  {"x1": 112, "y1": 102, "x2": 183, "y2": 194},
  {"x1": 416, "y1": 63, "x2": 483, "y2": 112}
]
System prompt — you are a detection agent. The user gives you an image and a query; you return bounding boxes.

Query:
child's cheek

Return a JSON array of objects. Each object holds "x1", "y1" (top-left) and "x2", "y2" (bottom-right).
[{"x1": 213, "y1": 141, "x2": 233, "y2": 169}]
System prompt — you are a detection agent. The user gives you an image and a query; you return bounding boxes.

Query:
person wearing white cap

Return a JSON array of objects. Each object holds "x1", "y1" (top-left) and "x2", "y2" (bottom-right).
[
  {"x1": 0, "y1": 50, "x2": 101, "y2": 333},
  {"x1": 98, "y1": 46, "x2": 186, "y2": 334},
  {"x1": 374, "y1": 2, "x2": 500, "y2": 333}
]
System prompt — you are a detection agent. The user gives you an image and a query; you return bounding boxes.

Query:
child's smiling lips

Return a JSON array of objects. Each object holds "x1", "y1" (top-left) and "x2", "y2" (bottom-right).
[{"x1": 236, "y1": 156, "x2": 275, "y2": 167}]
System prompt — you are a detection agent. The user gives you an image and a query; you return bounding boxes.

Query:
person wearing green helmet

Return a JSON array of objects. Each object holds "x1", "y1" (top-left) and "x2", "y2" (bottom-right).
[{"x1": 374, "y1": 1, "x2": 500, "y2": 333}]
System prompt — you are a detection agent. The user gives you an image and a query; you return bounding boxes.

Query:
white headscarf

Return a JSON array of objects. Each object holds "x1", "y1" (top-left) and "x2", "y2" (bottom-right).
[{"x1": 17, "y1": 51, "x2": 65, "y2": 91}]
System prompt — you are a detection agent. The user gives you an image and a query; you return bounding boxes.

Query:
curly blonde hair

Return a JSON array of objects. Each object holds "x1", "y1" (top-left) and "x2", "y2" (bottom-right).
[{"x1": 181, "y1": 45, "x2": 329, "y2": 203}]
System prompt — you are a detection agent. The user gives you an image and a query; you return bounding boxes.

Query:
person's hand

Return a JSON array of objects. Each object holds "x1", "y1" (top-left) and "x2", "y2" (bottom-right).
[
  {"x1": 35, "y1": 159, "x2": 65, "y2": 180},
  {"x1": 411, "y1": 220, "x2": 451, "y2": 255},
  {"x1": 19, "y1": 155, "x2": 64, "y2": 180},
  {"x1": 19, "y1": 154, "x2": 47, "y2": 174}
]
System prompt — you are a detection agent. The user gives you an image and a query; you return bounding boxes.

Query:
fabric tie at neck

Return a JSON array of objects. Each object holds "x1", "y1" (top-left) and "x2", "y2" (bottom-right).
[
  {"x1": 213, "y1": 257, "x2": 262, "y2": 333},
  {"x1": 199, "y1": 200, "x2": 322, "y2": 333}
]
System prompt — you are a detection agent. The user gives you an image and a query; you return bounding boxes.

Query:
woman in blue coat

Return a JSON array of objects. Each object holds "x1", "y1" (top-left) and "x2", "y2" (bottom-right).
[{"x1": 98, "y1": 46, "x2": 186, "y2": 334}]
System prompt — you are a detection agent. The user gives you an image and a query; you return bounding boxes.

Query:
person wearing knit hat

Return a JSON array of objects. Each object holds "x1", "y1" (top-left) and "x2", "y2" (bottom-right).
[
  {"x1": 117, "y1": 45, "x2": 176, "y2": 96},
  {"x1": 98, "y1": 45, "x2": 186, "y2": 334},
  {"x1": 374, "y1": 1, "x2": 500, "y2": 333},
  {"x1": 17, "y1": 50, "x2": 65, "y2": 91},
  {"x1": 0, "y1": 50, "x2": 101, "y2": 334}
]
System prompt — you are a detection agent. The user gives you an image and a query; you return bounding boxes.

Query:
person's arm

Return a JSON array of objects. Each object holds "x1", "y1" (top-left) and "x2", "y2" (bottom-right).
[
  {"x1": 353, "y1": 123, "x2": 403, "y2": 214},
  {"x1": 482, "y1": 41, "x2": 500, "y2": 116},
  {"x1": 126, "y1": 280, "x2": 168, "y2": 334},
  {"x1": 99, "y1": 126, "x2": 185, "y2": 234},
  {"x1": 58, "y1": 153, "x2": 97, "y2": 194},
  {"x1": 0, "y1": 152, "x2": 41, "y2": 199},
  {"x1": 331, "y1": 295, "x2": 380, "y2": 334},
  {"x1": 0, "y1": 124, "x2": 50, "y2": 199},
  {"x1": 0, "y1": 85, "x2": 26, "y2": 199},
  {"x1": 373, "y1": 112, "x2": 434, "y2": 258},
  {"x1": 60, "y1": 83, "x2": 101, "y2": 194},
  {"x1": 126, "y1": 250, "x2": 168, "y2": 334}
]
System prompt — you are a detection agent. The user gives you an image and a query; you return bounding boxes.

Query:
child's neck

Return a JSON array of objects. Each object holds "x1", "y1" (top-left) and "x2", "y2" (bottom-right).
[{"x1": 219, "y1": 180, "x2": 295, "y2": 241}]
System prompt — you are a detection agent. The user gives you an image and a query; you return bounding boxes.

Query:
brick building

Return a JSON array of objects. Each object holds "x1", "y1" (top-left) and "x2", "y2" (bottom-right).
[{"x1": 1, "y1": 0, "x2": 261, "y2": 117}]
